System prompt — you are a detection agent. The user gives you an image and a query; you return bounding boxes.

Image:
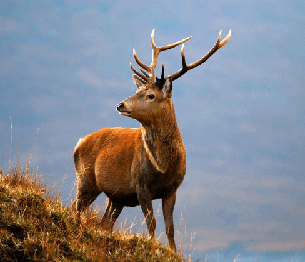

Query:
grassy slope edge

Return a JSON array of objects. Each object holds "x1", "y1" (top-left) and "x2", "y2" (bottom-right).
[{"x1": 0, "y1": 168, "x2": 183, "y2": 262}]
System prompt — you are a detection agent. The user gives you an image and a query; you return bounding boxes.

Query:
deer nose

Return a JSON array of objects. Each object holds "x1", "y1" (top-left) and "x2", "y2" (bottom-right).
[{"x1": 116, "y1": 102, "x2": 125, "y2": 111}]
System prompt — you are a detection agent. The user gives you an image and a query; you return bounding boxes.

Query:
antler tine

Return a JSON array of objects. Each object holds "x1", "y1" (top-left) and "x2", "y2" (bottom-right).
[
  {"x1": 151, "y1": 29, "x2": 192, "y2": 52},
  {"x1": 133, "y1": 74, "x2": 146, "y2": 85},
  {"x1": 161, "y1": 62, "x2": 165, "y2": 81},
  {"x1": 219, "y1": 29, "x2": 232, "y2": 48},
  {"x1": 139, "y1": 68, "x2": 149, "y2": 77},
  {"x1": 130, "y1": 62, "x2": 148, "y2": 82},
  {"x1": 133, "y1": 49, "x2": 150, "y2": 71},
  {"x1": 150, "y1": 29, "x2": 192, "y2": 80},
  {"x1": 170, "y1": 30, "x2": 232, "y2": 81}
]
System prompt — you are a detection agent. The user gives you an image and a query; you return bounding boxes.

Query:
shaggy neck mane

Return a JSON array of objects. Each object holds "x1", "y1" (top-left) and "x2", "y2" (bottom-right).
[{"x1": 140, "y1": 101, "x2": 183, "y2": 174}]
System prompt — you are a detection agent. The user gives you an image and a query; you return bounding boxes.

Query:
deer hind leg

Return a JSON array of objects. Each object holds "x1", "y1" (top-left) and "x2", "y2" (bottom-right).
[
  {"x1": 73, "y1": 172, "x2": 100, "y2": 222},
  {"x1": 162, "y1": 192, "x2": 177, "y2": 252},
  {"x1": 136, "y1": 184, "x2": 156, "y2": 238},
  {"x1": 100, "y1": 198, "x2": 123, "y2": 231},
  {"x1": 75, "y1": 185, "x2": 100, "y2": 214},
  {"x1": 73, "y1": 149, "x2": 101, "y2": 220}
]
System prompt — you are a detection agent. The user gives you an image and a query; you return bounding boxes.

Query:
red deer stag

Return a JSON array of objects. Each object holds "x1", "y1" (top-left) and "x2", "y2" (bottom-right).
[{"x1": 74, "y1": 29, "x2": 231, "y2": 251}]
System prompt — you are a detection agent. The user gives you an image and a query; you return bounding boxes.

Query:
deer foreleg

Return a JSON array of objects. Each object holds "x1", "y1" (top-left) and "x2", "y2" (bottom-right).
[
  {"x1": 162, "y1": 192, "x2": 177, "y2": 251},
  {"x1": 136, "y1": 184, "x2": 156, "y2": 238}
]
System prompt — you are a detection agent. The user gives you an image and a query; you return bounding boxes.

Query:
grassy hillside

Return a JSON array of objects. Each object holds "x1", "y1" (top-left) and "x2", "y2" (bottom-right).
[{"x1": 0, "y1": 167, "x2": 183, "y2": 261}]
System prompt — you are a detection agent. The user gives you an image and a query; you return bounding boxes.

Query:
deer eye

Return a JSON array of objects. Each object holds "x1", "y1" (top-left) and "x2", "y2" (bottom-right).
[{"x1": 147, "y1": 94, "x2": 155, "y2": 100}]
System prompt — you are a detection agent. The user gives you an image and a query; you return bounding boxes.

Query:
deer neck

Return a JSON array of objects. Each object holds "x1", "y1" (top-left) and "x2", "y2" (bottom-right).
[{"x1": 140, "y1": 102, "x2": 184, "y2": 174}]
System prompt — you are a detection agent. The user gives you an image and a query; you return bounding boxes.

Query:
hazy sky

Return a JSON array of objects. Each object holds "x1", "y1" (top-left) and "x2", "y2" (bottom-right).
[{"x1": 1, "y1": 0, "x2": 305, "y2": 260}]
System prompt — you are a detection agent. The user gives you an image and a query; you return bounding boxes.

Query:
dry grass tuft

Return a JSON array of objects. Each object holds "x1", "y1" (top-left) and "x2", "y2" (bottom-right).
[{"x1": 0, "y1": 166, "x2": 183, "y2": 261}]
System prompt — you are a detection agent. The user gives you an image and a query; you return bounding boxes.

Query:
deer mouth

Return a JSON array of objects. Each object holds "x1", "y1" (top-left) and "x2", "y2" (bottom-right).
[{"x1": 119, "y1": 111, "x2": 132, "y2": 117}]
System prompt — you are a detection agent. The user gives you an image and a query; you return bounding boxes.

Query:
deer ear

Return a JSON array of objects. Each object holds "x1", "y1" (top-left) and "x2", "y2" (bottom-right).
[
  {"x1": 132, "y1": 75, "x2": 145, "y2": 89},
  {"x1": 162, "y1": 78, "x2": 172, "y2": 98}
]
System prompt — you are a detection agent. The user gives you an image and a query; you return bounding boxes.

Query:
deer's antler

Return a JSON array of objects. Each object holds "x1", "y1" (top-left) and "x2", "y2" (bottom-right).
[
  {"x1": 130, "y1": 29, "x2": 192, "y2": 84},
  {"x1": 168, "y1": 29, "x2": 232, "y2": 81}
]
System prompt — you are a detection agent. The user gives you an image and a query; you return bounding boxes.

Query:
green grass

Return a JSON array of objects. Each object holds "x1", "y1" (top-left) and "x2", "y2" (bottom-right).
[{"x1": 0, "y1": 166, "x2": 184, "y2": 261}]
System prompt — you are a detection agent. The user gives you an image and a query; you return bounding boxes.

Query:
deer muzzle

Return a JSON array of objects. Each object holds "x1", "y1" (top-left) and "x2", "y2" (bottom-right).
[{"x1": 117, "y1": 101, "x2": 132, "y2": 117}]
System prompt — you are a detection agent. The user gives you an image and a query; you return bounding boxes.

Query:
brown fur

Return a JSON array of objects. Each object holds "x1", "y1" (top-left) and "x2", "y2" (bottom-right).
[
  {"x1": 74, "y1": 79, "x2": 186, "y2": 251},
  {"x1": 73, "y1": 29, "x2": 231, "y2": 252}
]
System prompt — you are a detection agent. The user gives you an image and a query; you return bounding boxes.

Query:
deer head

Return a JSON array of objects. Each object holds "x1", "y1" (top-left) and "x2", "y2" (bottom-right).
[{"x1": 117, "y1": 29, "x2": 231, "y2": 124}]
